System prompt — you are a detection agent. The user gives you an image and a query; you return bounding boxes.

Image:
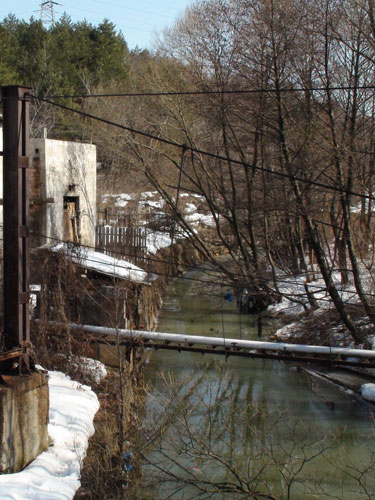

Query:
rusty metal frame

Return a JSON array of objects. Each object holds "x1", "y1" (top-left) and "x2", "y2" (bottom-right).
[
  {"x1": 94, "y1": 338, "x2": 375, "y2": 368},
  {"x1": 2, "y1": 85, "x2": 32, "y2": 371},
  {"x1": 49, "y1": 325, "x2": 375, "y2": 368},
  {"x1": 0, "y1": 349, "x2": 24, "y2": 363}
]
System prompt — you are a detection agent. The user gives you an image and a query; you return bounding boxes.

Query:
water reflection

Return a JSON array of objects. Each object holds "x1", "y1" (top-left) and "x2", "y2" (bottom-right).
[{"x1": 142, "y1": 272, "x2": 375, "y2": 499}]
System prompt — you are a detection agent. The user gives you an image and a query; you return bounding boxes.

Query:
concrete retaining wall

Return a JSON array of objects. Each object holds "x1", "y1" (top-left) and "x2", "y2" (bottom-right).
[
  {"x1": 31, "y1": 138, "x2": 97, "y2": 248},
  {"x1": 0, "y1": 373, "x2": 49, "y2": 473}
]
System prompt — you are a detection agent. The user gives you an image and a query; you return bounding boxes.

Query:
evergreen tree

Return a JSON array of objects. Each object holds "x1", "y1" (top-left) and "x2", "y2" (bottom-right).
[{"x1": 0, "y1": 14, "x2": 129, "y2": 96}]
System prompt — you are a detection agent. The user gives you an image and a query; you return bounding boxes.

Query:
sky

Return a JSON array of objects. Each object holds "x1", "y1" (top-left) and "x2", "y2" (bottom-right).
[{"x1": 0, "y1": 0, "x2": 193, "y2": 50}]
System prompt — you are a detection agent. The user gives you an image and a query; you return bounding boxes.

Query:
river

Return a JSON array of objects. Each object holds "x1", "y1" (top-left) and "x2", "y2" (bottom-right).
[{"x1": 142, "y1": 271, "x2": 375, "y2": 499}]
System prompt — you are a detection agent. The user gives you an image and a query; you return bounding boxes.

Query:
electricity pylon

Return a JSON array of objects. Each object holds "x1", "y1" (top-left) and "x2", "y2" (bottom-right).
[{"x1": 40, "y1": 0, "x2": 60, "y2": 26}]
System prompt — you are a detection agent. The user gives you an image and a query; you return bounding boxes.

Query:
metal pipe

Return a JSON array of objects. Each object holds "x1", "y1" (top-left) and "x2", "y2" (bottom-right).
[
  {"x1": 64, "y1": 322, "x2": 375, "y2": 359},
  {"x1": 85, "y1": 338, "x2": 375, "y2": 367}
]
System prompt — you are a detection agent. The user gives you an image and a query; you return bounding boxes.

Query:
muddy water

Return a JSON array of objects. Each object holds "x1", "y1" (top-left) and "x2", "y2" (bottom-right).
[{"x1": 143, "y1": 271, "x2": 375, "y2": 499}]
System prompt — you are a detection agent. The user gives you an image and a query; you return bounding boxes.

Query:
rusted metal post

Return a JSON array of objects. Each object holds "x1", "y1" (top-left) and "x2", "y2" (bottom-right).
[{"x1": 2, "y1": 85, "x2": 31, "y2": 369}]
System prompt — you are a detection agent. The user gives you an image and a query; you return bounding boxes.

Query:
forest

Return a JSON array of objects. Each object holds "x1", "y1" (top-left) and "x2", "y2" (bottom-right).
[
  {"x1": 3, "y1": 3, "x2": 375, "y2": 499},
  {"x1": 2, "y1": 0, "x2": 375, "y2": 348}
]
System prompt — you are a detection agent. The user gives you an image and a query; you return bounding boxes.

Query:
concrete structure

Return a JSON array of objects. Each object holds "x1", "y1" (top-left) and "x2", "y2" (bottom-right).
[
  {"x1": 0, "y1": 127, "x2": 95, "y2": 473},
  {"x1": 0, "y1": 130, "x2": 97, "y2": 248},
  {"x1": 0, "y1": 372, "x2": 49, "y2": 472},
  {"x1": 30, "y1": 138, "x2": 96, "y2": 248}
]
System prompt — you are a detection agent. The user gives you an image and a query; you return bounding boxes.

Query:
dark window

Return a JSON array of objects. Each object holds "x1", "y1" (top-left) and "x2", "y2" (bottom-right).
[{"x1": 63, "y1": 196, "x2": 80, "y2": 243}]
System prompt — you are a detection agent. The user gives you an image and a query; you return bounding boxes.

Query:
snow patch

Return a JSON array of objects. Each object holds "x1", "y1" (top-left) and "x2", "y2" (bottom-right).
[
  {"x1": 185, "y1": 203, "x2": 197, "y2": 213},
  {"x1": 268, "y1": 269, "x2": 364, "y2": 318},
  {"x1": 274, "y1": 321, "x2": 300, "y2": 339},
  {"x1": 146, "y1": 231, "x2": 172, "y2": 254},
  {"x1": 185, "y1": 212, "x2": 215, "y2": 226},
  {"x1": 0, "y1": 371, "x2": 100, "y2": 499},
  {"x1": 361, "y1": 383, "x2": 375, "y2": 402},
  {"x1": 350, "y1": 198, "x2": 375, "y2": 214},
  {"x1": 140, "y1": 191, "x2": 158, "y2": 199},
  {"x1": 70, "y1": 357, "x2": 107, "y2": 384},
  {"x1": 51, "y1": 243, "x2": 151, "y2": 284},
  {"x1": 140, "y1": 199, "x2": 164, "y2": 209},
  {"x1": 102, "y1": 193, "x2": 133, "y2": 208}
]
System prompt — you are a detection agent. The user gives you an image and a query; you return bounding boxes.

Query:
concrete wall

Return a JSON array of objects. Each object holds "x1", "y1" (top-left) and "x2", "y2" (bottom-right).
[
  {"x1": 0, "y1": 373, "x2": 49, "y2": 473},
  {"x1": 31, "y1": 138, "x2": 97, "y2": 247},
  {"x1": 0, "y1": 131, "x2": 97, "y2": 248}
]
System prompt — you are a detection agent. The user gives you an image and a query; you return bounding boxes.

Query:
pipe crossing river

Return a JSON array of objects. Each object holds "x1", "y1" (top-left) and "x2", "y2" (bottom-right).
[
  {"x1": 65, "y1": 322, "x2": 375, "y2": 367},
  {"x1": 141, "y1": 273, "x2": 375, "y2": 500}
]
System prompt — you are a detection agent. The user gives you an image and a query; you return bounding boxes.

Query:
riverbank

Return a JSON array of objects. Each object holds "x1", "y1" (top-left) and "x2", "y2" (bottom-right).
[
  {"x1": 262, "y1": 270, "x2": 375, "y2": 407},
  {"x1": 74, "y1": 359, "x2": 145, "y2": 499},
  {"x1": 302, "y1": 367, "x2": 375, "y2": 404},
  {"x1": 46, "y1": 255, "x2": 375, "y2": 498},
  {"x1": 73, "y1": 242, "x2": 208, "y2": 498},
  {"x1": 266, "y1": 267, "x2": 375, "y2": 348}
]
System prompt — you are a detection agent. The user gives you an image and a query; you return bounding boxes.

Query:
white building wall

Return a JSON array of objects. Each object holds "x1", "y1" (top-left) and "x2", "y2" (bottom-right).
[
  {"x1": 0, "y1": 131, "x2": 96, "y2": 248},
  {"x1": 31, "y1": 138, "x2": 96, "y2": 247}
]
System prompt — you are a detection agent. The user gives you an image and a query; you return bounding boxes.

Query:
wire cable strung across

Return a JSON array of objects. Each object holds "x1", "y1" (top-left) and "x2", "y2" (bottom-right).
[
  {"x1": 32, "y1": 95, "x2": 375, "y2": 202},
  {"x1": 31, "y1": 84, "x2": 375, "y2": 100}
]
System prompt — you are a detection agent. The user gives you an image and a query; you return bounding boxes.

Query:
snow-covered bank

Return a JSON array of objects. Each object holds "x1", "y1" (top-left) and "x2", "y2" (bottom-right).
[
  {"x1": 361, "y1": 383, "x2": 375, "y2": 403},
  {"x1": 268, "y1": 270, "x2": 360, "y2": 318},
  {"x1": 51, "y1": 243, "x2": 152, "y2": 284},
  {"x1": 100, "y1": 191, "x2": 215, "y2": 244},
  {"x1": 266, "y1": 266, "x2": 375, "y2": 347},
  {"x1": 0, "y1": 370, "x2": 100, "y2": 500}
]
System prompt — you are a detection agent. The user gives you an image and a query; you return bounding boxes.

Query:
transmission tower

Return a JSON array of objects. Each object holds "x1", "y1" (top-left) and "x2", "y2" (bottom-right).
[{"x1": 40, "y1": 0, "x2": 60, "y2": 26}]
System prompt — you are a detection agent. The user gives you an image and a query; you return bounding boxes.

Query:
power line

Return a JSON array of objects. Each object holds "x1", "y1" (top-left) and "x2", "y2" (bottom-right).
[
  {"x1": 33, "y1": 244, "x2": 371, "y2": 311},
  {"x1": 32, "y1": 96, "x2": 375, "y2": 202},
  {"x1": 28, "y1": 231, "x2": 238, "y2": 288},
  {"x1": 62, "y1": 4, "x2": 162, "y2": 30},
  {"x1": 28, "y1": 230, "x2": 287, "y2": 288},
  {"x1": 34, "y1": 243, "x2": 361, "y2": 304},
  {"x1": 79, "y1": 0, "x2": 175, "y2": 21},
  {"x1": 35, "y1": 84, "x2": 375, "y2": 100}
]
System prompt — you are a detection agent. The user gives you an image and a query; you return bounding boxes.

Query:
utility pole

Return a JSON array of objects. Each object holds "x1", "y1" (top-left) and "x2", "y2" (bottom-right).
[
  {"x1": 40, "y1": 0, "x2": 60, "y2": 26},
  {"x1": 2, "y1": 86, "x2": 31, "y2": 370}
]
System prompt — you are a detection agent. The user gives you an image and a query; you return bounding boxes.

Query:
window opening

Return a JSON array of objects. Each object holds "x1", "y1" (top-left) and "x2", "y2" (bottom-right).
[{"x1": 63, "y1": 195, "x2": 80, "y2": 243}]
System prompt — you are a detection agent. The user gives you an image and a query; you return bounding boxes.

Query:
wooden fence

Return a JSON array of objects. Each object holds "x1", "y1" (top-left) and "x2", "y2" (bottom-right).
[
  {"x1": 95, "y1": 225, "x2": 147, "y2": 268},
  {"x1": 97, "y1": 206, "x2": 174, "y2": 233},
  {"x1": 96, "y1": 206, "x2": 176, "y2": 268}
]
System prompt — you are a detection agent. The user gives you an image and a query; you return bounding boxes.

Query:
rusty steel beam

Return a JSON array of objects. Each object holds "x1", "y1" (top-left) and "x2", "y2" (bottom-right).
[
  {"x1": 38, "y1": 321, "x2": 375, "y2": 368},
  {"x1": 88, "y1": 338, "x2": 375, "y2": 368},
  {"x1": 64, "y1": 322, "x2": 375, "y2": 360},
  {"x1": 45, "y1": 324, "x2": 375, "y2": 369},
  {"x1": 2, "y1": 85, "x2": 32, "y2": 370},
  {"x1": 0, "y1": 349, "x2": 24, "y2": 362}
]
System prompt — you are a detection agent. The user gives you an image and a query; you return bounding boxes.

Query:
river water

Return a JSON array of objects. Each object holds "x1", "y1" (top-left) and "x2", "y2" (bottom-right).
[{"x1": 142, "y1": 271, "x2": 375, "y2": 499}]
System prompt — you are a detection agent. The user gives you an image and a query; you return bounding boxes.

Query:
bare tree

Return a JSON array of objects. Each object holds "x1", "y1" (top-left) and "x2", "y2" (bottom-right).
[{"x1": 83, "y1": 0, "x2": 375, "y2": 343}]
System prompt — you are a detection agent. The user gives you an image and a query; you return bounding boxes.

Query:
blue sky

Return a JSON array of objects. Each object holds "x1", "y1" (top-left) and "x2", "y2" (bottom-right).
[{"x1": 0, "y1": 0, "x2": 193, "y2": 50}]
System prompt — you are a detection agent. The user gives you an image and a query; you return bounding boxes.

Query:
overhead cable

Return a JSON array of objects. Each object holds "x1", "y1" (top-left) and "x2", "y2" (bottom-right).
[
  {"x1": 33, "y1": 84, "x2": 375, "y2": 100},
  {"x1": 32, "y1": 96, "x2": 375, "y2": 202}
]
